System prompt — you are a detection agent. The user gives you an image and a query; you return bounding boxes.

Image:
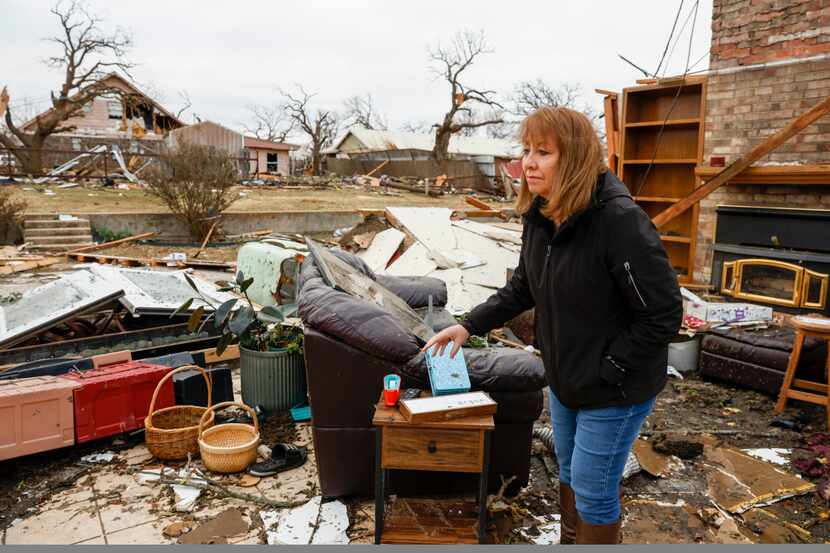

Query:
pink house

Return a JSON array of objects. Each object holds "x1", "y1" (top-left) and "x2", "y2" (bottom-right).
[{"x1": 244, "y1": 137, "x2": 299, "y2": 177}]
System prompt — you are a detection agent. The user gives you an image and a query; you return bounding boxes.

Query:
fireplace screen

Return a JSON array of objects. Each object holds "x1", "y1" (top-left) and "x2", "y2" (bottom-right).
[{"x1": 721, "y1": 259, "x2": 828, "y2": 309}]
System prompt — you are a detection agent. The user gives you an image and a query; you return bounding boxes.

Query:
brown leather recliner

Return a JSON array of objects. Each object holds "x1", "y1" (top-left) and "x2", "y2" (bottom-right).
[
  {"x1": 304, "y1": 326, "x2": 543, "y2": 498},
  {"x1": 298, "y1": 248, "x2": 545, "y2": 498}
]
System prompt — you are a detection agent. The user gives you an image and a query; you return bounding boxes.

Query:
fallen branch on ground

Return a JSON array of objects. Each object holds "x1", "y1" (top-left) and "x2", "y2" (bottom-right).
[{"x1": 147, "y1": 472, "x2": 306, "y2": 509}]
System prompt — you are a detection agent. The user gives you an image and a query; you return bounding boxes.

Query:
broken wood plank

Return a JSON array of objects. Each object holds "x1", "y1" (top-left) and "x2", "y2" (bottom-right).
[
  {"x1": 196, "y1": 344, "x2": 240, "y2": 364},
  {"x1": 225, "y1": 229, "x2": 272, "y2": 241},
  {"x1": 0, "y1": 257, "x2": 62, "y2": 275},
  {"x1": 193, "y1": 221, "x2": 218, "y2": 259},
  {"x1": 68, "y1": 232, "x2": 157, "y2": 255},
  {"x1": 652, "y1": 95, "x2": 830, "y2": 228},
  {"x1": 365, "y1": 159, "x2": 389, "y2": 177},
  {"x1": 464, "y1": 196, "x2": 493, "y2": 211}
]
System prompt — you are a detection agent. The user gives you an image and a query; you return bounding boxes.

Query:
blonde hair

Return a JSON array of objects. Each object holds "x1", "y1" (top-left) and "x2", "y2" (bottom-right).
[{"x1": 516, "y1": 107, "x2": 606, "y2": 223}]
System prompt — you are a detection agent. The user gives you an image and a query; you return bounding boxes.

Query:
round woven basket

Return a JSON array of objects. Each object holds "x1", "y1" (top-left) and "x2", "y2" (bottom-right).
[
  {"x1": 198, "y1": 401, "x2": 260, "y2": 474},
  {"x1": 145, "y1": 365, "x2": 215, "y2": 461}
]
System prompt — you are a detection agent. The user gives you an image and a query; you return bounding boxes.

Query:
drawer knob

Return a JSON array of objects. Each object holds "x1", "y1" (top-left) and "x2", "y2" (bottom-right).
[{"x1": 427, "y1": 441, "x2": 437, "y2": 454}]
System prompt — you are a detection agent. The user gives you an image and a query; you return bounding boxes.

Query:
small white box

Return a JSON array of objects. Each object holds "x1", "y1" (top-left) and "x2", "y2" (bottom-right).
[{"x1": 685, "y1": 301, "x2": 773, "y2": 323}]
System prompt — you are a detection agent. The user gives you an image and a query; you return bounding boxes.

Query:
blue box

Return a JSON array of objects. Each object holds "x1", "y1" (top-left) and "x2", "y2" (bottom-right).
[{"x1": 425, "y1": 341, "x2": 471, "y2": 396}]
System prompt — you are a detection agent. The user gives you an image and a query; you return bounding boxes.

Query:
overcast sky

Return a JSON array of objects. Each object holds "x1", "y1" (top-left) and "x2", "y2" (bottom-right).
[{"x1": 2, "y1": 1, "x2": 712, "y2": 143}]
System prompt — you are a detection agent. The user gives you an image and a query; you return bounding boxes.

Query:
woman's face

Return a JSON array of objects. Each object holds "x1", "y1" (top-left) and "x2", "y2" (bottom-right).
[{"x1": 522, "y1": 137, "x2": 560, "y2": 197}]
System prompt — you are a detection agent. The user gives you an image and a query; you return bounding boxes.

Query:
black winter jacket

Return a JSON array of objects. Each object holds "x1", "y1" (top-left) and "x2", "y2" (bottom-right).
[{"x1": 461, "y1": 171, "x2": 683, "y2": 409}]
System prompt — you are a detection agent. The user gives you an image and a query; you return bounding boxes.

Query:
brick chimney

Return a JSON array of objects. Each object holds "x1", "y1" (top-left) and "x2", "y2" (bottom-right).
[{"x1": 695, "y1": 0, "x2": 830, "y2": 282}]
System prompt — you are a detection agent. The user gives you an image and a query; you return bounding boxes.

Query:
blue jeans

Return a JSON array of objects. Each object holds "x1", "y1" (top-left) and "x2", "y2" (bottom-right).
[{"x1": 548, "y1": 389, "x2": 655, "y2": 525}]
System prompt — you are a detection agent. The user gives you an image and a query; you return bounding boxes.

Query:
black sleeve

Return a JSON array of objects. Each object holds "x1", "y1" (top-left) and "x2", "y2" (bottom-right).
[
  {"x1": 460, "y1": 228, "x2": 535, "y2": 337},
  {"x1": 604, "y1": 205, "x2": 683, "y2": 370}
]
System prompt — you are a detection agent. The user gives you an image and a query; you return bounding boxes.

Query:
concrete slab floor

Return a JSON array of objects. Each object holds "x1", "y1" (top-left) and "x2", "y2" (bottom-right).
[{"x1": 4, "y1": 499, "x2": 103, "y2": 545}]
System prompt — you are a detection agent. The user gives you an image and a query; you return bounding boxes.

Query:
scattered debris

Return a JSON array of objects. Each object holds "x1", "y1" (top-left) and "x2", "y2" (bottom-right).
[
  {"x1": 178, "y1": 508, "x2": 249, "y2": 544},
  {"x1": 651, "y1": 434, "x2": 705, "y2": 460},
  {"x1": 632, "y1": 439, "x2": 672, "y2": 477},
  {"x1": 261, "y1": 496, "x2": 350, "y2": 545},
  {"x1": 704, "y1": 446, "x2": 816, "y2": 514},
  {"x1": 743, "y1": 448, "x2": 791, "y2": 467},
  {"x1": 163, "y1": 521, "x2": 196, "y2": 538},
  {"x1": 516, "y1": 514, "x2": 561, "y2": 544},
  {"x1": 79, "y1": 451, "x2": 117, "y2": 464},
  {"x1": 236, "y1": 474, "x2": 260, "y2": 488}
]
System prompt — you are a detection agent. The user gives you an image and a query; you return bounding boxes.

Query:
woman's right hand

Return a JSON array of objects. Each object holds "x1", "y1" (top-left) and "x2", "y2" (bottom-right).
[{"x1": 422, "y1": 324, "x2": 470, "y2": 359}]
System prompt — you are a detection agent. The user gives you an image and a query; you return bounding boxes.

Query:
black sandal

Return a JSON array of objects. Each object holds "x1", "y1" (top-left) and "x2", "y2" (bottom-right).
[{"x1": 248, "y1": 443, "x2": 307, "y2": 477}]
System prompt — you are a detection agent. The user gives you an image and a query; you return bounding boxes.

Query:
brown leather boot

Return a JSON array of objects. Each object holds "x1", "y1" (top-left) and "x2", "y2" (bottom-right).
[
  {"x1": 558, "y1": 483, "x2": 577, "y2": 544},
  {"x1": 576, "y1": 518, "x2": 622, "y2": 544}
]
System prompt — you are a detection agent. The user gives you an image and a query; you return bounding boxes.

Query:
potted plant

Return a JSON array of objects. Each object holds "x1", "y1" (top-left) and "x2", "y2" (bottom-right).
[{"x1": 175, "y1": 271, "x2": 305, "y2": 413}]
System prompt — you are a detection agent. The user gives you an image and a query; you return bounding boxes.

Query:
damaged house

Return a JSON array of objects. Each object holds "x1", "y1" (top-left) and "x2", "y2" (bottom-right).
[
  {"x1": 21, "y1": 73, "x2": 185, "y2": 158},
  {"x1": 325, "y1": 127, "x2": 521, "y2": 195}
]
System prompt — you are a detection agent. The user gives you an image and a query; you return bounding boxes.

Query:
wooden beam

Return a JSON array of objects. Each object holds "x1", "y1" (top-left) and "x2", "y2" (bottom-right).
[
  {"x1": 652, "y1": 95, "x2": 830, "y2": 228},
  {"x1": 595, "y1": 88, "x2": 618, "y2": 97},
  {"x1": 197, "y1": 344, "x2": 240, "y2": 364},
  {"x1": 0, "y1": 257, "x2": 62, "y2": 275},
  {"x1": 464, "y1": 196, "x2": 493, "y2": 210},
  {"x1": 193, "y1": 220, "x2": 218, "y2": 259},
  {"x1": 68, "y1": 231, "x2": 157, "y2": 254},
  {"x1": 365, "y1": 159, "x2": 389, "y2": 177},
  {"x1": 695, "y1": 164, "x2": 830, "y2": 185}
]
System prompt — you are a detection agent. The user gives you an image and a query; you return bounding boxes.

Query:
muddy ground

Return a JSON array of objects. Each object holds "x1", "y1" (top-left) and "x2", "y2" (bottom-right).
[{"x1": 9, "y1": 183, "x2": 491, "y2": 214}]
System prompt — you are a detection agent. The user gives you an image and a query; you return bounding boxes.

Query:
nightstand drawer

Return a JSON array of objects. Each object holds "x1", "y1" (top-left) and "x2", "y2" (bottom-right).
[{"x1": 381, "y1": 426, "x2": 483, "y2": 473}]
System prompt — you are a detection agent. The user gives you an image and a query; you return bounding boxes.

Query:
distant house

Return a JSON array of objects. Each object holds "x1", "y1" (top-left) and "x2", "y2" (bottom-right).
[
  {"x1": 167, "y1": 123, "x2": 298, "y2": 176},
  {"x1": 168, "y1": 120, "x2": 244, "y2": 156},
  {"x1": 244, "y1": 137, "x2": 299, "y2": 177},
  {"x1": 22, "y1": 73, "x2": 185, "y2": 154},
  {"x1": 325, "y1": 127, "x2": 521, "y2": 183}
]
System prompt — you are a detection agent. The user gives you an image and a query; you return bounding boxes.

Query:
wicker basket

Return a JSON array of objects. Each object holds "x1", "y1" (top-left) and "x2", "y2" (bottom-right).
[
  {"x1": 198, "y1": 401, "x2": 260, "y2": 474},
  {"x1": 144, "y1": 365, "x2": 215, "y2": 461}
]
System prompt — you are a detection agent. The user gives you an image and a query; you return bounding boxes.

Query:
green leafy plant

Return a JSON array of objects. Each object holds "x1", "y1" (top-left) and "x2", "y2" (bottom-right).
[
  {"x1": 92, "y1": 226, "x2": 131, "y2": 243},
  {"x1": 173, "y1": 271, "x2": 300, "y2": 356}
]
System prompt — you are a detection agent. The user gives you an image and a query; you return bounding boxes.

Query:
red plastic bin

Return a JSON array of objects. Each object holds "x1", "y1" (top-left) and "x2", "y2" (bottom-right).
[
  {"x1": 0, "y1": 376, "x2": 80, "y2": 461},
  {"x1": 60, "y1": 361, "x2": 174, "y2": 444}
]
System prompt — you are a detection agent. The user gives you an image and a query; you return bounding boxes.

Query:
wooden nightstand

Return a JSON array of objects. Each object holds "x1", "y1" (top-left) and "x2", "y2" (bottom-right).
[{"x1": 372, "y1": 395, "x2": 495, "y2": 544}]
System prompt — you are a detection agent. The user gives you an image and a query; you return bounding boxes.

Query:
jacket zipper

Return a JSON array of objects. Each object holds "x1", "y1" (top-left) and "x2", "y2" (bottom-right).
[
  {"x1": 537, "y1": 245, "x2": 551, "y2": 289},
  {"x1": 623, "y1": 261, "x2": 647, "y2": 308}
]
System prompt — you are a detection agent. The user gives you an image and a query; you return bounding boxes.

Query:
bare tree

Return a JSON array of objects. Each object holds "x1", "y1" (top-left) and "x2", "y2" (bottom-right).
[
  {"x1": 279, "y1": 85, "x2": 338, "y2": 176},
  {"x1": 242, "y1": 104, "x2": 293, "y2": 142},
  {"x1": 506, "y1": 79, "x2": 602, "y2": 140},
  {"x1": 342, "y1": 93, "x2": 387, "y2": 130},
  {"x1": 510, "y1": 79, "x2": 584, "y2": 116},
  {"x1": 0, "y1": 1, "x2": 133, "y2": 174},
  {"x1": 144, "y1": 142, "x2": 238, "y2": 241},
  {"x1": 175, "y1": 90, "x2": 192, "y2": 120},
  {"x1": 399, "y1": 120, "x2": 433, "y2": 134},
  {"x1": 428, "y1": 29, "x2": 504, "y2": 162}
]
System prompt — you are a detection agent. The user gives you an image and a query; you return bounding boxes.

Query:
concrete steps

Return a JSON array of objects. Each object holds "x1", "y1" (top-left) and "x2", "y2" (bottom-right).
[{"x1": 22, "y1": 215, "x2": 94, "y2": 252}]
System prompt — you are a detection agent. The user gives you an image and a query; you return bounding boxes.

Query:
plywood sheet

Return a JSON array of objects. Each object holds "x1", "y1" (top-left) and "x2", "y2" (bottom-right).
[
  {"x1": 452, "y1": 219, "x2": 522, "y2": 245},
  {"x1": 452, "y1": 226, "x2": 519, "y2": 289},
  {"x1": 427, "y1": 268, "x2": 494, "y2": 316}
]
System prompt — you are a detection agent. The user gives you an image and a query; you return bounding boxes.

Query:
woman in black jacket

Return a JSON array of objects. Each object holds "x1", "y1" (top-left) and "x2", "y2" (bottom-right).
[{"x1": 424, "y1": 106, "x2": 683, "y2": 544}]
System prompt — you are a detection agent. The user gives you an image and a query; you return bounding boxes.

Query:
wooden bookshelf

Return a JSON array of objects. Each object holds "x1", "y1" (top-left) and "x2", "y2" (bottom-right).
[{"x1": 618, "y1": 77, "x2": 707, "y2": 283}]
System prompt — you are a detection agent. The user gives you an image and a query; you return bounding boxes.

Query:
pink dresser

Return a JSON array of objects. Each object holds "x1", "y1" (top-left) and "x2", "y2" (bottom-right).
[{"x1": 0, "y1": 376, "x2": 80, "y2": 461}]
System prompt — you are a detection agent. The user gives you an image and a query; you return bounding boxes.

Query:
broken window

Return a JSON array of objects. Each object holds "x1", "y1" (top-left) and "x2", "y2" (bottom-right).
[
  {"x1": 71, "y1": 138, "x2": 82, "y2": 151},
  {"x1": 107, "y1": 99, "x2": 123, "y2": 120},
  {"x1": 266, "y1": 152, "x2": 279, "y2": 173}
]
